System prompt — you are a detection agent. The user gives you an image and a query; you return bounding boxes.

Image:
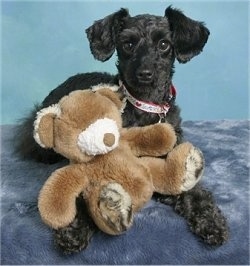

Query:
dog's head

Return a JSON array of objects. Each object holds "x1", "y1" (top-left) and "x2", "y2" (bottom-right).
[{"x1": 86, "y1": 6, "x2": 209, "y2": 93}]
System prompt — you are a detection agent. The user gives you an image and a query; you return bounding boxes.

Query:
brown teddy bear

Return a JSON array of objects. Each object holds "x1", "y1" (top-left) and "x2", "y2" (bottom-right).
[{"x1": 34, "y1": 86, "x2": 204, "y2": 235}]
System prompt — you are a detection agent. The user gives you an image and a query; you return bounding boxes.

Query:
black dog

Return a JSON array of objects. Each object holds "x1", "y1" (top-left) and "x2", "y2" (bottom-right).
[{"x1": 15, "y1": 6, "x2": 228, "y2": 253}]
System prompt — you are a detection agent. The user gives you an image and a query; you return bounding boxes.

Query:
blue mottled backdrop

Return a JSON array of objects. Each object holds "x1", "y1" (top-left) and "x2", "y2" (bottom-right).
[{"x1": 1, "y1": 1, "x2": 249, "y2": 124}]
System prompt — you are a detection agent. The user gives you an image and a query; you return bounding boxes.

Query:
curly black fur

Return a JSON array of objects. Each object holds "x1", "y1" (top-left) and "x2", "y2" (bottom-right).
[
  {"x1": 14, "y1": 6, "x2": 229, "y2": 253},
  {"x1": 156, "y1": 184, "x2": 229, "y2": 246},
  {"x1": 54, "y1": 197, "x2": 97, "y2": 254}
]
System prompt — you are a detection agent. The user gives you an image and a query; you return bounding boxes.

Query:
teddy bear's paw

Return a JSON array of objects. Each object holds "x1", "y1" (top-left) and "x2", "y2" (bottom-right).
[
  {"x1": 181, "y1": 146, "x2": 204, "y2": 191},
  {"x1": 99, "y1": 183, "x2": 133, "y2": 234}
]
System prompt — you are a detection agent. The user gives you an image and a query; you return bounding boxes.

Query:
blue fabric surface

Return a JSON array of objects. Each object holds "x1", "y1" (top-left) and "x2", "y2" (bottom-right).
[{"x1": 1, "y1": 120, "x2": 249, "y2": 265}]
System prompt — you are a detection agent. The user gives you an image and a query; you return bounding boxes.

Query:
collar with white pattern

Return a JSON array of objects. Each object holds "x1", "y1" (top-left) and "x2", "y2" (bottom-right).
[{"x1": 119, "y1": 81, "x2": 176, "y2": 116}]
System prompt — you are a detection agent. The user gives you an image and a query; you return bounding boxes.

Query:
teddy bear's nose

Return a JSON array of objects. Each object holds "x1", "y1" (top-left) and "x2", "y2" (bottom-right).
[{"x1": 103, "y1": 133, "x2": 115, "y2": 147}]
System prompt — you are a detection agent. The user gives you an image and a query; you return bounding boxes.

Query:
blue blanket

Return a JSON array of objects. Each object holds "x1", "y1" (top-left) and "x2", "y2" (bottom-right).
[{"x1": 1, "y1": 120, "x2": 249, "y2": 265}]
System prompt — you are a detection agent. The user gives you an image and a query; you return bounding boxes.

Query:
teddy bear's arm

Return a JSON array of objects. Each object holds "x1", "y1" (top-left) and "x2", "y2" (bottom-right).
[
  {"x1": 121, "y1": 123, "x2": 177, "y2": 157},
  {"x1": 38, "y1": 165, "x2": 89, "y2": 229},
  {"x1": 140, "y1": 142, "x2": 204, "y2": 195}
]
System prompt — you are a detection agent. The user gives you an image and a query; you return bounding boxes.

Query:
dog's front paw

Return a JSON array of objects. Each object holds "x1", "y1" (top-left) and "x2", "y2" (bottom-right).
[
  {"x1": 174, "y1": 186, "x2": 229, "y2": 246},
  {"x1": 54, "y1": 197, "x2": 97, "y2": 254},
  {"x1": 99, "y1": 183, "x2": 133, "y2": 234},
  {"x1": 181, "y1": 146, "x2": 204, "y2": 191}
]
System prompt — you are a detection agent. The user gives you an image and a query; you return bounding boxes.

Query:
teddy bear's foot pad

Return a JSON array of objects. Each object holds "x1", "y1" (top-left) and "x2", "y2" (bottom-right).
[
  {"x1": 99, "y1": 183, "x2": 133, "y2": 234},
  {"x1": 181, "y1": 146, "x2": 204, "y2": 191}
]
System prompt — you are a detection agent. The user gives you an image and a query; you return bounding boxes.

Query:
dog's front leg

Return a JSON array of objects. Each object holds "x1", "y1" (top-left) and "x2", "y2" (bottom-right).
[{"x1": 54, "y1": 196, "x2": 97, "y2": 254}]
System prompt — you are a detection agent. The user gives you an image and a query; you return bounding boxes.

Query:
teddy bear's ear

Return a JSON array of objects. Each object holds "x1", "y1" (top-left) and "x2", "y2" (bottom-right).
[
  {"x1": 33, "y1": 104, "x2": 61, "y2": 148},
  {"x1": 96, "y1": 88, "x2": 124, "y2": 110}
]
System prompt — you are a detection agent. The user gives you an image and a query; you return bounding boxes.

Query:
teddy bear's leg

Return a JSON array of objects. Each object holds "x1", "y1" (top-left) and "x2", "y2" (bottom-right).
[
  {"x1": 90, "y1": 163, "x2": 154, "y2": 235},
  {"x1": 94, "y1": 182, "x2": 133, "y2": 235},
  {"x1": 141, "y1": 142, "x2": 204, "y2": 195}
]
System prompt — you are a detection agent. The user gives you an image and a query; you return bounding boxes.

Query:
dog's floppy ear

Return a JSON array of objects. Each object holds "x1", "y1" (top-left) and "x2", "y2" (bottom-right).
[
  {"x1": 33, "y1": 105, "x2": 61, "y2": 149},
  {"x1": 165, "y1": 6, "x2": 210, "y2": 63},
  {"x1": 86, "y1": 8, "x2": 129, "y2": 62}
]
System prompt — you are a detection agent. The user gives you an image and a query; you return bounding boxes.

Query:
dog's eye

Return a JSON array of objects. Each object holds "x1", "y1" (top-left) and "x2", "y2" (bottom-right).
[
  {"x1": 123, "y1": 42, "x2": 134, "y2": 53},
  {"x1": 158, "y1": 40, "x2": 170, "y2": 52}
]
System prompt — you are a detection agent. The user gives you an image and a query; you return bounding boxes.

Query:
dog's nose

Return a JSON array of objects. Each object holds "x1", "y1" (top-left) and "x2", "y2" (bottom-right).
[{"x1": 136, "y1": 69, "x2": 153, "y2": 82}]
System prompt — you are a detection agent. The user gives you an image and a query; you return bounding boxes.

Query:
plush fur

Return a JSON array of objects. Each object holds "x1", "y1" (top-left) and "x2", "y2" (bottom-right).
[
  {"x1": 35, "y1": 88, "x2": 203, "y2": 236},
  {"x1": 14, "y1": 6, "x2": 229, "y2": 252}
]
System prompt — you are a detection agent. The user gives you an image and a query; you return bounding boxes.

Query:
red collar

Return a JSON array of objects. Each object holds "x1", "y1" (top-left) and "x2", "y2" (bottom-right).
[{"x1": 119, "y1": 81, "x2": 176, "y2": 121}]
